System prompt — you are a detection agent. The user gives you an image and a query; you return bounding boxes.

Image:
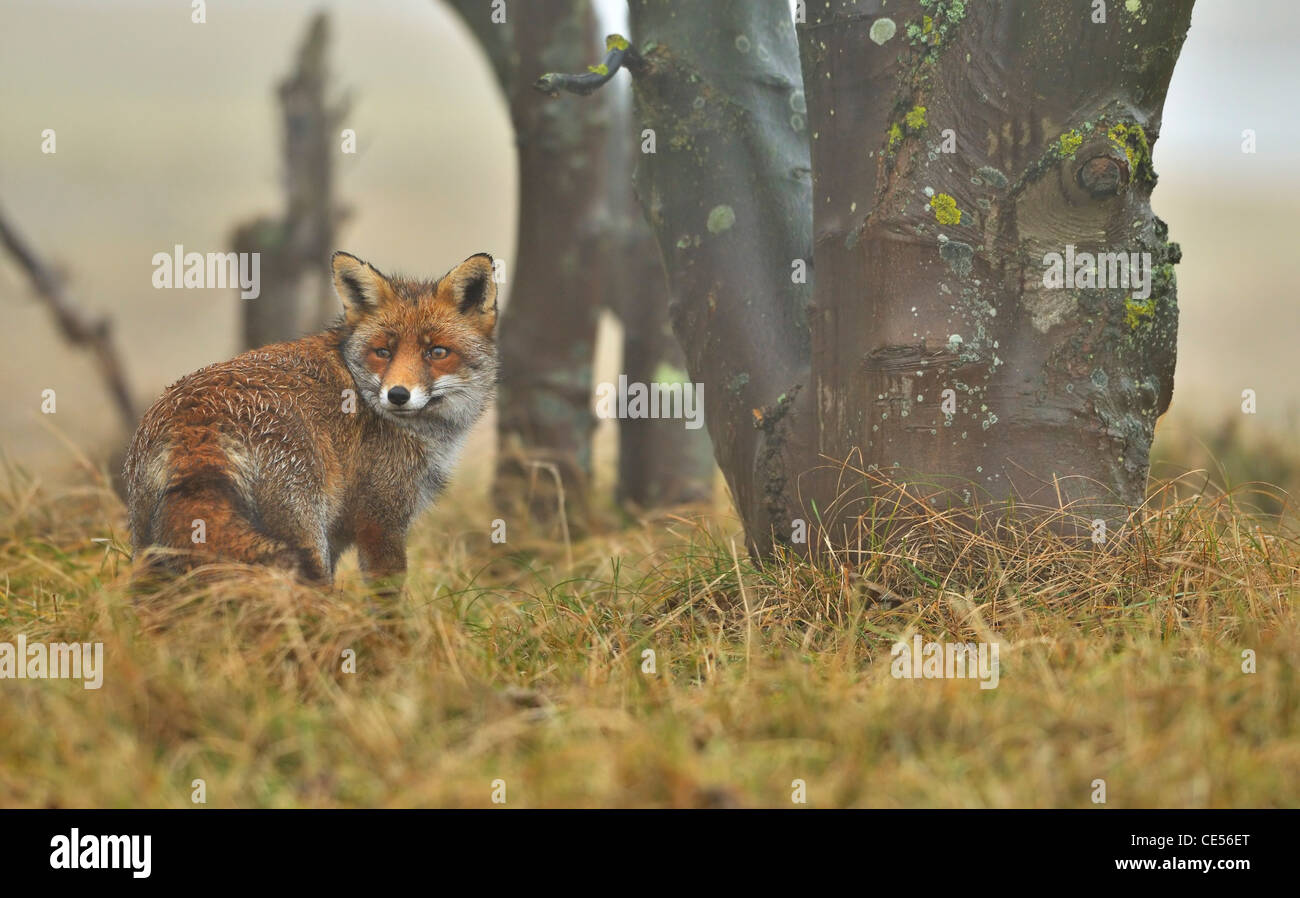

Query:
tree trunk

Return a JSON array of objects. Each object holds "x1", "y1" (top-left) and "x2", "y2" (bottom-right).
[
  {"x1": 506, "y1": 0, "x2": 1196, "y2": 554},
  {"x1": 608, "y1": 74, "x2": 715, "y2": 507},
  {"x1": 449, "y1": 0, "x2": 607, "y2": 531},
  {"x1": 618, "y1": 0, "x2": 1193, "y2": 554},
  {"x1": 626, "y1": 0, "x2": 814, "y2": 545},
  {"x1": 233, "y1": 217, "x2": 296, "y2": 350},
  {"x1": 796, "y1": 0, "x2": 1192, "y2": 544},
  {"x1": 236, "y1": 12, "x2": 346, "y2": 350},
  {"x1": 279, "y1": 13, "x2": 346, "y2": 332}
]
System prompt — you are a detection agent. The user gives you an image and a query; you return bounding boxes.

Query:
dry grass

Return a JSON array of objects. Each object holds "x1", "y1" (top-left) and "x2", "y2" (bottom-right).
[{"x1": 0, "y1": 446, "x2": 1297, "y2": 808}]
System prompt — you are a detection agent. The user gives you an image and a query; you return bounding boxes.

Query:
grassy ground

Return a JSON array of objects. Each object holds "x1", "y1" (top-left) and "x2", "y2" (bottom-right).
[{"x1": 0, "y1": 439, "x2": 1297, "y2": 808}]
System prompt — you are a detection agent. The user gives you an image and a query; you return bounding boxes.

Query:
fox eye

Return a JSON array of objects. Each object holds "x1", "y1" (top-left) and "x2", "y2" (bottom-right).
[
  {"x1": 425, "y1": 346, "x2": 450, "y2": 360},
  {"x1": 373, "y1": 347, "x2": 391, "y2": 359}
]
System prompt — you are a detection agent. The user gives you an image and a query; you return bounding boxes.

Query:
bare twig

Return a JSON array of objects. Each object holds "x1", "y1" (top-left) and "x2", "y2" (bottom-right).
[
  {"x1": 526, "y1": 460, "x2": 573, "y2": 570},
  {"x1": 535, "y1": 34, "x2": 640, "y2": 97},
  {"x1": 0, "y1": 205, "x2": 138, "y2": 432}
]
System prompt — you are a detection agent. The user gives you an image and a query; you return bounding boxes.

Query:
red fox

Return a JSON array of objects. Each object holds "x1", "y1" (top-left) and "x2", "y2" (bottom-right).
[{"x1": 124, "y1": 251, "x2": 498, "y2": 585}]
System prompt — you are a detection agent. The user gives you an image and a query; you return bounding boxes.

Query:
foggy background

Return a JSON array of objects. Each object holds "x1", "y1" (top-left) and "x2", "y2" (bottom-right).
[{"x1": 1, "y1": 0, "x2": 1296, "y2": 497}]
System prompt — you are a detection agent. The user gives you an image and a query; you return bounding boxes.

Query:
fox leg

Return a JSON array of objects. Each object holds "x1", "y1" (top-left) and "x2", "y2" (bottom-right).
[{"x1": 354, "y1": 516, "x2": 407, "y2": 590}]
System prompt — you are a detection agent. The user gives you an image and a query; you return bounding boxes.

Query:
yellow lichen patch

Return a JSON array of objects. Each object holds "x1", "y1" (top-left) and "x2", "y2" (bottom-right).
[
  {"x1": 887, "y1": 106, "x2": 927, "y2": 154},
  {"x1": 1058, "y1": 130, "x2": 1084, "y2": 159},
  {"x1": 932, "y1": 193, "x2": 962, "y2": 225},
  {"x1": 1107, "y1": 122, "x2": 1152, "y2": 178},
  {"x1": 1125, "y1": 297, "x2": 1156, "y2": 330}
]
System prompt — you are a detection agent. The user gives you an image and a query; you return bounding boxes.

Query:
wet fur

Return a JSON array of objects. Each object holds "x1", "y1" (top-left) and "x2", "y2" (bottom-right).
[{"x1": 123, "y1": 252, "x2": 498, "y2": 584}]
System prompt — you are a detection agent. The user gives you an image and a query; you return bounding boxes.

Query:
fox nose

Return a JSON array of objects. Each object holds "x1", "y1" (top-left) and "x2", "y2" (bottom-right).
[{"x1": 387, "y1": 386, "x2": 410, "y2": 406}]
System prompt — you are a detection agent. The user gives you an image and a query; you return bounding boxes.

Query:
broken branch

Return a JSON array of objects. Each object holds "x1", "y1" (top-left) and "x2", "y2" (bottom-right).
[
  {"x1": 0, "y1": 204, "x2": 138, "y2": 432},
  {"x1": 535, "y1": 34, "x2": 639, "y2": 97}
]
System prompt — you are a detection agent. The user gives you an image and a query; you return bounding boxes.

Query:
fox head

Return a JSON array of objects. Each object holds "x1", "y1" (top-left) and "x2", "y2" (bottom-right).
[{"x1": 332, "y1": 251, "x2": 499, "y2": 431}]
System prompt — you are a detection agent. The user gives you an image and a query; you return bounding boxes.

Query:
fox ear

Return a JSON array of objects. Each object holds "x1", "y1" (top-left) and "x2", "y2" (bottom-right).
[
  {"x1": 332, "y1": 251, "x2": 389, "y2": 323},
  {"x1": 442, "y1": 253, "x2": 498, "y2": 328}
]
